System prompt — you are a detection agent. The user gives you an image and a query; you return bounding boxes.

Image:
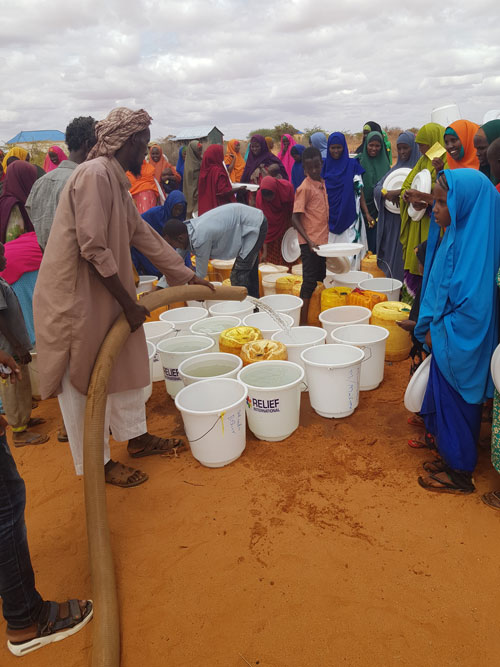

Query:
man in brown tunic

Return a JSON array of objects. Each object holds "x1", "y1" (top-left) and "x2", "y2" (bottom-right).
[{"x1": 33, "y1": 108, "x2": 212, "y2": 487}]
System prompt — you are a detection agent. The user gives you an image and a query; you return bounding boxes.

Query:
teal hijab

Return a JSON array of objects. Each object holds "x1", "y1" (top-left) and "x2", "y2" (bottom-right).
[
  {"x1": 359, "y1": 131, "x2": 391, "y2": 216},
  {"x1": 415, "y1": 169, "x2": 500, "y2": 403}
]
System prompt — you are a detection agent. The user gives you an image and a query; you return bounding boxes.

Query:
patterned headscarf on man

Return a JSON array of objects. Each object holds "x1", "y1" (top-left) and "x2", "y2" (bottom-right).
[{"x1": 87, "y1": 107, "x2": 153, "y2": 160}]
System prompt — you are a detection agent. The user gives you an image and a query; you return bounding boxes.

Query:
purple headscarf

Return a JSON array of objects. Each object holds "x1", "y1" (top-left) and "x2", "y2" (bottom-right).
[
  {"x1": 0, "y1": 160, "x2": 37, "y2": 242},
  {"x1": 241, "y1": 134, "x2": 288, "y2": 182}
]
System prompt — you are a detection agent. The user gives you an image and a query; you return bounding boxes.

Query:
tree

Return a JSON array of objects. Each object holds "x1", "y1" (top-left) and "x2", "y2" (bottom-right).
[
  {"x1": 247, "y1": 128, "x2": 275, "y2": 140},
  {"x1": 303, "y1": 126, "x2": 329, "y2": 142},
  {"x1": 273, "y1": 122, "x2": 299, "y2": 139}
]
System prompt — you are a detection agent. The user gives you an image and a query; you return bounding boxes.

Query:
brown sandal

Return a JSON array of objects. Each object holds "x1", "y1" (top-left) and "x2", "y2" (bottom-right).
[
  {"x1": 127, "y1": 433, "x2": 185, "y2": 458},
  {"x1": 104, "y1": 460, "x2": 148, "y2": 488}
]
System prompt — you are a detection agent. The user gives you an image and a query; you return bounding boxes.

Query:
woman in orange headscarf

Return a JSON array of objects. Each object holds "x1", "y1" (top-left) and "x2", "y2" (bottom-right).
[
  {"x1": 435, "y1": 120, "x2": 480, "y2": 170},
  {"x1": 148, "y1": 143, "x2": 181, "y2": 192},
  {"x1": 127, "y1": 161, "x2": 159, "y2": 213},
  {"x1": 224, "y1": 139, "x2": 245, "y2": 183}
]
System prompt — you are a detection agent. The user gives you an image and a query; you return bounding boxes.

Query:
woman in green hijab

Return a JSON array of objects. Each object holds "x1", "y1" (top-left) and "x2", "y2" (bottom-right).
[
  {"x1": 399, "y1": 122, "x2": 447, "y2": 295},
  {"x1": 358, "y1": 130, "x2": 391, "y2": 253},
  {"x1": 474, "y1": 120, "x2": 500, "y2": 182}
]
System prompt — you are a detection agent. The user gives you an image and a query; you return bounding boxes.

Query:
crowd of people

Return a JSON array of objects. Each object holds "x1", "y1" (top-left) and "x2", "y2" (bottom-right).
[{"x1": 0, "y1": 105, "x2": 500, "y2": 654}]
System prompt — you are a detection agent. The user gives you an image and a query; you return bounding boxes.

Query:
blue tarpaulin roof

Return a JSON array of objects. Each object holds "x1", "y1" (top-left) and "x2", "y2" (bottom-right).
[{"x1": 6, "y1": 130, "x2": 65, "y2": 144}]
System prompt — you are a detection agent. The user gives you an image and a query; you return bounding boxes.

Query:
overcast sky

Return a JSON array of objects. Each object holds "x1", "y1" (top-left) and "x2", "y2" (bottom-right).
[{"x1": 1, "y1": 0, "x2": 499, "y2": 144}]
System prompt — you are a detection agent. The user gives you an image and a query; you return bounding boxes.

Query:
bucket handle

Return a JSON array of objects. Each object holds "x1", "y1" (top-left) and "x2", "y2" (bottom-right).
[
  {"x1": 188, "y1": 412, "x2": 224, "y2": 443},
  {"x1": 360, "y1": 347, "x2": 372, "y2": 363}
]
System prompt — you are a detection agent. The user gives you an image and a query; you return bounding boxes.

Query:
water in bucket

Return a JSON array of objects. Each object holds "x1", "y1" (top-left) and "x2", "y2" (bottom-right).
[{"x1": 185, "y1": 361, "x2": 237, "y2": 378}]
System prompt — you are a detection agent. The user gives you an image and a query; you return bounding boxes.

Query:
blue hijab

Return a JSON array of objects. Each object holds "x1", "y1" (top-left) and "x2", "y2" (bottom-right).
[
  {"x1": 290, "y1": 144, "x2": 305, "y2": 191},
  {"x1": 415, "y1": 169, "x2": 500, "y2": 404},
  {"x1": 310, "y1": 132, "x2": 327, "y2": 160},
  {"x1": 321, "y1": 132, "x2": 365, "y2": 235},
  {"x1": 176, "y1": 147, "x2": 186, "y2": 189},
  {"x1": 132, "y1": 191, "x2": 188, "y2": 276}
]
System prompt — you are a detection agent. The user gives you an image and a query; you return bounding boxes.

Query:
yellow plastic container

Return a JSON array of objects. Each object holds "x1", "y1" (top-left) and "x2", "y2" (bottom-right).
[
  {"x1": 292, "y1": 281, "x2": 324, "y2": 326},
  {"x1": 190, "y1": 257, "x2": 216, "y2": 281},
  {"x1": 240, "y1": 340, "x2": 288, "y2": 366},
  {"x1": 219, "y1": 326, "x2": 263, "y2": 357},
  {"x1": 276, "y1": 275, "x2": 303, "y2": 294},
  {"x1": 222, "y1": 278, "x2": 232, "y2": 287},
  {"x1": 211, "y1": 259, "x2": 236, "y2": 282},
  {"x1": 321, "y1": 286, "x2": 352, "y2": 311},
  {"x1": 371, "y1": 301, "x2": 412, "y2": 362},
  {"x1": 347, "y1": 289, "x2": 387, "y2": 310},
  {"x1": 361, "y1": 252, "x2": 386, "y2": 278}
]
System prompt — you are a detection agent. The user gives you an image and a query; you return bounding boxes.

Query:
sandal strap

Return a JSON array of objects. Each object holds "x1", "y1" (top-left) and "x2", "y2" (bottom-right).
[{"x1": 38, "y1": 599, "x2": 84, "y2": 637}]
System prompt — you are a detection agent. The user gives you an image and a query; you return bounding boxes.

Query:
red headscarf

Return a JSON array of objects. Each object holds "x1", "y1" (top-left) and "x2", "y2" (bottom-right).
[
  {"x1": 0, "y1": 232, "x2": 42, "y2": 284},
  {"x1": 197, "y1": 144, "x2": 235, "y2": 215},
  {"x1": 0, "y1": 160, "x2": 37, "y2": 242},
  {"x1": 255, "y1": 175, "x2": 295, "y2": 242},
  {"x1": 43, "y1": 145, "x2": 68, "y2": 172}
]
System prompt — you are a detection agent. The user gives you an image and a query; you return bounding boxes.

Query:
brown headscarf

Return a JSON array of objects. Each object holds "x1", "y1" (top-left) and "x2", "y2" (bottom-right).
[{"x1": 87, "y1": 107, "x2": 153, "y2": 160}]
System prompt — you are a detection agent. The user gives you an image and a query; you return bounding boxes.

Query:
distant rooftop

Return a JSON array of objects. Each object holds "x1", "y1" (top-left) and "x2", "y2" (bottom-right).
[
  {"x1": 171, "y1": 126, "x2": 222, "y2": 141},
  {"x1": 6, "y1": 130, "x2": 66, "y2": 144}
]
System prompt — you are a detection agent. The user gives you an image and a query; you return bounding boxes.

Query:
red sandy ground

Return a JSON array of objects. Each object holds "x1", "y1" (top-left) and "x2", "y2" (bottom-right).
[{"x1": 2, "y1": 359, "x2": 500, "y2": 667}]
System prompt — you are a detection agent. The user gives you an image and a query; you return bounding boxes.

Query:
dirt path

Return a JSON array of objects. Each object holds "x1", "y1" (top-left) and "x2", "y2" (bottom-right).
[{"x1": 2, "y1": 360, "x2": 500, "y2": 666}]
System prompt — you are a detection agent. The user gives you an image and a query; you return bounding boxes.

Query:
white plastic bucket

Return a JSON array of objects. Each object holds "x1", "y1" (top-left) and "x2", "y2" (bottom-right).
[
  {"x1": 159, "y1": 306, "x2": 208, "y2": 337},
  {"x1": 189, "y1": 315, "x2": 242, "y2": 352},
  {"x1": 324, "y1": 270, "x2": 372, "y2": 289},
  {"x1": 261, "y1": 272, "x2": 290, "y2": 296},
  {"x1": 431, "y1": 104, "x2": 461, "y2": 126},
  {"x1": 208, "y1": 300, "x2": 254, "y2": 319},
  {"x1": 156, "y1": 335, "x2": 215, "y2": 397},
  {"x1": 178, "y1": 352, "x2": 243, "y2": 386},
  {"x1": 319, "y1": 306, "x2": 371, "y2": 336},
  {"x1": 136, "y1": 275, "x2": 157, "y2": 295},
  {"x1": 291, "y1": 264, "x2": 303, "y2": 276},
  {"x1": 301, "y1": 344, "x2": 364, "y2": 418},
  {"x1": 358, "y1": 277, "x2": 402, "y2": 302},
  {"x1": 271, "y1": 326, "x2": 327, "y2": 391},
  {"x1": 331, "y1": 324, "x2": 389, "y2": 391},
  {"x1": 143, "y1": 320, "x2": 176, "y2": 381},
  {"x1": 144, "y1": 341, "x2": 156, "y2": 402},
  {"x1": 258, "y1": 294, "x2": 303, "y2": 327},
  {"x1": 175, "y1": 378, "x2": 247, "y2": 467},
  {"x1": 237, "y1": 361, "x2": 304, "y2": 441},
  {"x1": 242, "y1": 311, "x2": 294, "y2": 339}
]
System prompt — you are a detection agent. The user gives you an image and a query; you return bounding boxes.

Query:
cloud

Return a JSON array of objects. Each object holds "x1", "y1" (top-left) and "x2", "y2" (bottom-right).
[{"x1": 0, "y1": 0, "x2": 499, "y2": 145}]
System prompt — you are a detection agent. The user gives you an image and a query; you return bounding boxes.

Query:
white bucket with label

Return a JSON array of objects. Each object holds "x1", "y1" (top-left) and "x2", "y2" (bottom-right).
[
  {"x1": 208, "y1": 300, "x2": 254, "y2": 319},
  {"x1": 143, "y1": 321, "x2": 176, "y2": 381},
  {"x1": 358, "y1": 277, "x2": 402, "y2": 302},
  {"x1": 175, "y1": 378, "x2": 247, "y2": 467},
  {"x1": 301, "y1": 344, "x2": 364, "y2": 418},
  {"x1": 258, "y1": 294, "x2": 303, "y2": 327},
  {"x1": 242, "y1": 312, "x2": 294, "y2": 339},
  {"x1": 136, "y1": 275, "x2": 157, "y2": 295},
  {"x1": 159, "y1": 306, "x2": 208, "y2": 337},
  {"x1": 272, "y1": 326, "x2": 327, "y2": 391},
  {"x1": 331, "y1": 324, "x2": 389, "y2": 391},
  {"x1": 431, "y1": 103, "x2": 461, "y2": 126},
  {"x1": 156, "y1": 335, "x2": 215, "y2": 397},
  {"x1": 189, "y1": 315, "x2": 242, "y2": 352},
  {"x1": 237, "y1": 361, "x2": 304, "y2": 441},
  {"x1": 178, "y1": 352, "x2": 243, "y2": 386},
  {"x1": 319, "y1": 306, "x2": 371, "y2": 337},
  {"x1": 144, "y1": 341, "x2": 156, "y2": 402},
  {"x1": 324, "y1": 270, "x2": 373, "y2": 289}
]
